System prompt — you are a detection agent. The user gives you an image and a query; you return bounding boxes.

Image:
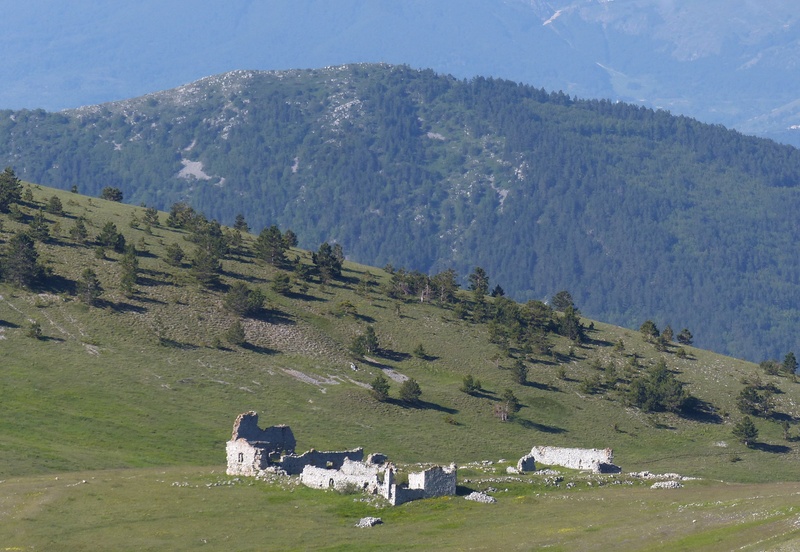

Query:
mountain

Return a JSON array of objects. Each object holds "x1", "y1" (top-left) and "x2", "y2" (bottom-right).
[
  {"x1": 4, "y1": 0, "x2": 800, "y2": 146},
  {"x1": 1, "y1": 64, "x2": 799, "y2": 362}
]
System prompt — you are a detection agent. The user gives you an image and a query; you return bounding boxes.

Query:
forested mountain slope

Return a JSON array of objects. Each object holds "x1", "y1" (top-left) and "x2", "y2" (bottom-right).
[{"x1": 1, "y1": 64, "x2": 799, "y2": 361}]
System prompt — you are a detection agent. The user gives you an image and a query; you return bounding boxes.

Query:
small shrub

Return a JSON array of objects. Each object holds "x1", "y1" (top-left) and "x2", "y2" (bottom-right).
[
  {"x1": 460, "y1": 375, "x2": 482, "y2": 394},
  {"x1": 512, "y1": 359, "x2": 528, "y2": 385},
  {"x1": 732, "y1": 416, "x2": 758, "y2": 448},
  {"x1": 225, "y1": 320, "x2": 247, "y2": 346},
  {"x1": 399, "y1": 378, "x2": 422, "y2": 403},
  {"x1": 26, "y1": 321, "x2": 43, "y2": 339},
  {"x1": 370, "y1": 374, "x2": 390, "y2": 402}
]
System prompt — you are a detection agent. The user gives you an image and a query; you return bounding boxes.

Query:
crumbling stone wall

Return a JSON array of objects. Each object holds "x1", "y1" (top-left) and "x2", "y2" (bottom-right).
[
  {"x1": 225, "y1": 412, "x2": 457, "y2": 506},
  {"x1": 226, "y1": 412, "x2": 298, "y2": 476},
  {"x1": 518, "y1": 446, "x2": 619, "y2": 474},
  {"x1": 279, "y1": 447, "x2": 364, "y2": 475},
  {"x1": 300, "y1": 458, "x2": 381, "y2": 492},
  {"x1": 382, "y1": 463, "x2": 457, "y2": 506},
  {"x1": 230, "y1": 411, "x2": 296, "y2": 452}
]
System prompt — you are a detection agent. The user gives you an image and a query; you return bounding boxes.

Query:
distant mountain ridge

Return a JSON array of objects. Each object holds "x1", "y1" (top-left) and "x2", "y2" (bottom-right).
[
  {"x1": 3, "y1": 0, "x2": 800, "y2": 146},
  {"x1": 1, "y1": 64, "x2": 799, "y2": 362}
]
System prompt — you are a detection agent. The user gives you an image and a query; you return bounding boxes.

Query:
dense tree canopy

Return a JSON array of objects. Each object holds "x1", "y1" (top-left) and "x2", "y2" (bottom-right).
[{"x1": 1, "y1": 65, "x2": 800, "y2": 360}]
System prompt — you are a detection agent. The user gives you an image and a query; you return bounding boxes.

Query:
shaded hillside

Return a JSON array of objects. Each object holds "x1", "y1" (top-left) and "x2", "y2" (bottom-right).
[{"x1": 1, "y1": 65, "x2": 800, "y2": 361}]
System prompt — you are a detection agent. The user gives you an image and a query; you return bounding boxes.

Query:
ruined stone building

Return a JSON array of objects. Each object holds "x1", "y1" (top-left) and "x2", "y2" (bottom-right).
[
  {"x1": 226, "y1": 411, "x2": 457, "y2": 505},
  {"x1": 226, "y1": 411, "x2": 363, "y2": 476},
  {"x1": 517, "y1": 445, "x2": 621, "y2": 474}
]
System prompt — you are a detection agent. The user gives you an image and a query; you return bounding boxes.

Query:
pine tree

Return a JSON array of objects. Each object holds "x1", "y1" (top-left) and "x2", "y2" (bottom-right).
[
  {"x1": 190, "y1": 245, "x2": 221, "y2": 288},
  {"x1": 28, "y1": 210, "x2": 50, "y2": 242},
  {"x1": 164, "y1": 243, "x2": 185, "y2": 266},
  {"x1": 370, "y1": 374, "x2": 390, "y2": 401},
  {"x1": 783, "y1": 352, "x2": 798, "y2": 376},
  {"x1": 732, "y1": 416, "x2": 758, "y2": 448},
  {"x1": 225, "y1": 320, "x2": 247, "y2": 346},
  {"x1": 399, "y1": 378, "x2": 422, "y2": 403},
  {"x1": 119, "y1": 246, "x2": 139, "y2": 296},
  {"x1": 2, "y1": 231, "x2": 40, "y2": 288},
  {"x1": 97, "y1": 222, "x2": 125, "y2": 253},
  {"x1": 468, "y1": 266, "x2": 489, "y2": 297},
  {"x1": 255, "y1": 225, "x2": 287, "y2": 266},
  {"x1": 512, "y1": 359, "x2": 528, "y2": 385},
  {"x1": 46, "y1": 195, "x2": 63, "y2": 215},
  {"x1": 78, "y1": 268, "x2": 103, "y2": 306},
  {"x1": 69, "y1": 217, "x2": 89, "y2": 243},
  {"x1": 677, "y1": 328, "x2": 693, "y2": 345},
  {"x1": 0, "y1": 167, "x2": 22, "y2": 213},
  {"x1": 233, "y1": 213, "x2": 249, "y2": 232},
  {"x1": 312, "y1": 242, "x2": 342, "y2": 280}
]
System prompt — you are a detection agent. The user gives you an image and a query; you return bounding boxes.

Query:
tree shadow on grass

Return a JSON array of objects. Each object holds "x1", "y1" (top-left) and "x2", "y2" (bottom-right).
[
  {"x1": 751, "y1": 442, "x2": 792, "y2": 454},
  {"x1": 285, "y1": 290, "x2": 325, "y2": 302},
  {"x1": 585, "y1": 336, "x2": 613, "y2": 348},
  {"x1": 38, "y1": 274, "x2": 76, "y2": 295},
  {"x1": 0, "y1": 320, "x2": 20, "y2": 328},
  {"x1": 242, "y1": 342, "x2": 277, "y2": 355},
  {"x1": 380, "y1": 349, "x2": 411, "y2": 362},
  {"x1": 680, "y1": 397, "x2": 723, "y2": 424},
  {"x1": 39, "y1": 335, "x2": 66, "y2": 343},
  {"x1": 769, "y1": 411, "x2": 795, "y2": 423},
  {"x1": 109, "y1": 301, "x2": 148, "y2": 314},
  {"x1": 525, "y1": 381, "x2": 561, "y2": 392},
  {"x1": 131, "y1": 295, "x2": 167, "y2": 306},
  {"x1": 388, "y1": 398, "x2": 457, "y2": 414},
  {"x1": 220, "y1": 269, "x2": 266, "y2": 285},
  {"x1": 252, "y1": 308, "x2": 295, "y2": 325},
  {"x1": 138, "y1": 275, "x2": 174, "y2": 287},
  {"x1": 157, "y1": 337, "x2": 199, "y2": 350},
  {"x1": 513, "y1": 417, "x2": 567, "y2": 433}
]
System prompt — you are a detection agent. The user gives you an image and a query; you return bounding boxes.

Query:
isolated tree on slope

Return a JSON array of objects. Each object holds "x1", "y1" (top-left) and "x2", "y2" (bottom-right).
[{"x1": 0, "y1": 167, "x2": 22, "y2": 213}]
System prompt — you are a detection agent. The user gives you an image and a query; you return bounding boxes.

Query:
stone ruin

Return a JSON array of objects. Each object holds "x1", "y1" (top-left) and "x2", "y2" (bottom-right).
[
  {"x1": 517, "y1": 446, "x2": 621, "y2": 474},
  {"x1": 226, "y1": 412, "x2": 457, "y2": 505}
]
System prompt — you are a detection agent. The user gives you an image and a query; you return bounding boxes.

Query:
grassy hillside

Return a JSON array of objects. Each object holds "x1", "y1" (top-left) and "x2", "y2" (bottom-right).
[
  {"x1": 3, "y1": 183, "x2": 800, "y2": 549},
  {"x1": 0, "y1": 182, "x2": 798, "y2": 478},
  {"x1": 2, "y1": 65, "x2": 800, "y2": 362}
]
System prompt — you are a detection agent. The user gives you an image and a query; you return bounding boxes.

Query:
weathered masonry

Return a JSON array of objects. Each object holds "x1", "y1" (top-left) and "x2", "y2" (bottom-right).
[
  {"x1": 226, "y1": 412, "x2": 457, "y2": 505},
  {"x1": 517, "y1": 445, "x2": 621, "y2": 474}
]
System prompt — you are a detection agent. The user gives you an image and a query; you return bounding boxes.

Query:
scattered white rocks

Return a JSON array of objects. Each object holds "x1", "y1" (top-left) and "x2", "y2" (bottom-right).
[
  {"x1": 651, "y1": 481, "x2": 683, "y2": 490},
  {"x1": 355, "y1": 517, "x2": 383, "y2": 528},
  {"x1": 465, "y1": 492, "x2": 496, "y2": 504},
  {"x1": 629, "y1": 471, "x2": 696, "y2": 482}
]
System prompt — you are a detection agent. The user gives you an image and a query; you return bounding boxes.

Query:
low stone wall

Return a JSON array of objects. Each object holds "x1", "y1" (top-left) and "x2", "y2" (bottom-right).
[
  {"x1": 279, "y1": 447, "x2": 364, "y2": 475},
  {"x1": 519, "y1": 446, "x2": 619, "y2": 474},
  {"x1": 384, "y1": 464, "x2": 457, "y2": 506},
  {"x1": 300, "y1": 458, "x2": 381, "y2": 492}
]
